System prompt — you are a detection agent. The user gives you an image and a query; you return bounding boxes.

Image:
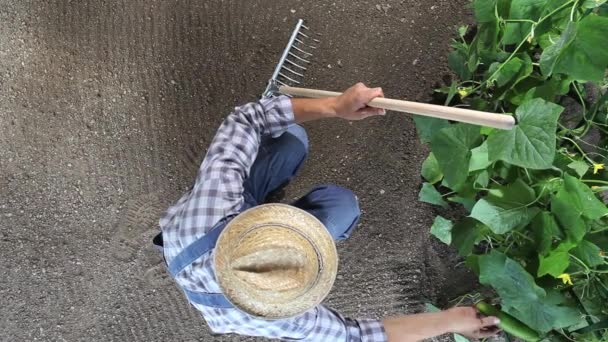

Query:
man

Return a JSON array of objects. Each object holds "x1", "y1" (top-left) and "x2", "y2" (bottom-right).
[{"x1": 157, "y1": 83, "x2": 500, "y2": 341}]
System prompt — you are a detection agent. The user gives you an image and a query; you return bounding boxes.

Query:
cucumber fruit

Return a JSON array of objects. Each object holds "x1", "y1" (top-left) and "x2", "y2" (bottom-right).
[{"x1": 476, "y1": 301, "x2": 541, "y2": 342}]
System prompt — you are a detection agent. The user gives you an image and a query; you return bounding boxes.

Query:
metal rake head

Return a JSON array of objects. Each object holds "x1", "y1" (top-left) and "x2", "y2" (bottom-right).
[{"x1": 262, "y1": 19, "x2": 320, "y2": 98}]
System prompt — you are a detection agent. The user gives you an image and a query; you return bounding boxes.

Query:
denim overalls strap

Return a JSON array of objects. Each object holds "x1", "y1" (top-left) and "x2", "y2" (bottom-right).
[{"x1": 155, "y1": 217, "x2": 235, "y2": 309}]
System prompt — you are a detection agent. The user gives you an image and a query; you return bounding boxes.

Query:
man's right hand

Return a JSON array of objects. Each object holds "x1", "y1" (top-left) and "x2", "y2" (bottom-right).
[
  {"x1": 444, "y1": 306, "x2": 501, "y2": 339},
  {"x1": 331, "y1": 82, "x2": 385, "y2": 120}
]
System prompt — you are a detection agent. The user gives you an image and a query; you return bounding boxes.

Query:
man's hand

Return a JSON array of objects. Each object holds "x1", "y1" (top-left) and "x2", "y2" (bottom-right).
[
  {"x1": 332, "y1": 82, "x2": 385, "y2": 120},
  {"x1": 444, "y1": 306, "x2": 501, "y2": 339},
  {"x1": 291, "y1": 82, "x2": 385, "y2": 123}
]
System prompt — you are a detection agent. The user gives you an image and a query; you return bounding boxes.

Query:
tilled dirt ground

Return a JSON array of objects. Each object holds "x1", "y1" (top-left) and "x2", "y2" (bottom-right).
[{"x1": 1, "y1": 1, "x2": 475, "y2": 341}]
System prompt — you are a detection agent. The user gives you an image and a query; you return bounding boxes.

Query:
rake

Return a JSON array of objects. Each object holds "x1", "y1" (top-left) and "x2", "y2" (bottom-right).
[{"x1": 263, "y1": 19, "x2": 515, "y2": 130}]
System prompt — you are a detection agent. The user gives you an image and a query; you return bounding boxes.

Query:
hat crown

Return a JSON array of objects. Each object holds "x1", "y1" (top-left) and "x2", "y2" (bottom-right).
[
  {"x1": 232, "y1": 247, "x2": 308, "y2": 291},
  {"x1": 214, "y1": 204, "x2": 338, "y2": 319}
]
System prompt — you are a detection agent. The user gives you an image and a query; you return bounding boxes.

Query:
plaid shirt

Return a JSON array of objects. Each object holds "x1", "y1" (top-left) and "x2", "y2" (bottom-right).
[{"x1": 160, "y1": 96, "x2": 387, "y2": 341}]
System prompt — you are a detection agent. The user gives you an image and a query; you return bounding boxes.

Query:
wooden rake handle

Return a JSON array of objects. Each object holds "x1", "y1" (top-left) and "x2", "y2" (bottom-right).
[{"x1": 279, "y1": 85, "x2": 515, "y2": 130}]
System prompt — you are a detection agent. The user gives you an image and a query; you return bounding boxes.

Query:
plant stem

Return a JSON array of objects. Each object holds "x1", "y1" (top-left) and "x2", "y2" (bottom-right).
[
  {"x1": 513, "y1": 230, "x2": 535, "y2": 243},
  {"x1": 441, "y1": 191, "x2": 456, "y2": 198},
  {"x1": 570, "y1": 254, "x2": 591, "y2": 273},
  {"x1": 582, "y1": 179, "x2": 608, "y2": 185},
  {"x1": 540, "y1": 0, "x2": 577, "y2": 24},
  {"x1": 561, "y1": 136, "x2": 595, "y2": 164},
  {"x1": 573, "y1": 82, "x2": 587, "y2": 117},
  {"x1": 503, "y1": 19, "x2": 537, "y2": 24},
  {"x1": 570, "y1": 0, "x2": 579, "y2": 21}
]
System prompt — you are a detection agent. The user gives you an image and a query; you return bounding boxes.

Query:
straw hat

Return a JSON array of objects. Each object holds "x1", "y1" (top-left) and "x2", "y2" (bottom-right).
[{"x1": 214, "y1": 203, "x2": 338, "y2": 319}]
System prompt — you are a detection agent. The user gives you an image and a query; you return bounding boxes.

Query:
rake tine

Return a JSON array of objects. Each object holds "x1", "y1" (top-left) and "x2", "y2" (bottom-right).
[
  {"x1": 282, "y1": 66, "x2": 304, "y2": 77},
  {"x1": 263, "y1": 19, "x2": 318, "y2": 98},
  {"x1": 292, "y1": 45, "x2": 313, "y2": 56},
  {"x1": 288, "y1": 51, "x2": 310, "y2": 63},
  {"x1": 295, "y1": 38, "x2": 317, "y2": 49},
  {"x1": 279, "y1": 72, "x2": 301, "y2": 84},
  {"x1": 286, "y1": 59, "x2": 307, "y2": 70}
]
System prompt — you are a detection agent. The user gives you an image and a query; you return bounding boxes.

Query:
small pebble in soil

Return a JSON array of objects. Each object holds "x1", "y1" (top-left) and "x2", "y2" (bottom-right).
[{"x1": 380, "y1": 189, "x2": 385, "y2": 194}]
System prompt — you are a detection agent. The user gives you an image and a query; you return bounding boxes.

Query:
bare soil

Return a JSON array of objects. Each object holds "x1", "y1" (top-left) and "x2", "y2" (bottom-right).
[{"x1": 0, "y1": 1, "x2": 475, "y2": 341}]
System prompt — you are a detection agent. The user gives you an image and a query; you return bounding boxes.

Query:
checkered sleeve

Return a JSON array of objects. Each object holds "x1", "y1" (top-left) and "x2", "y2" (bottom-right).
[
  {"x1": 164, "y1": 96, "x2": 294, "y2": 248},
  {"x1": 300, "y1": 306, "x2": 387, "y2": 342}
]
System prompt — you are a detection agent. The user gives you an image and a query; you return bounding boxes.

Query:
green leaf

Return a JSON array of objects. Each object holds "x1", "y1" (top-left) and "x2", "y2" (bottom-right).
[
  {"x1": 458, "y1": 25, "x2": 469, "y2": 37},
  {"x1": 475, "y1": 170, "x2": 490, "y2": 188},
  {"x1": 487, "y1": 98, "x2": 563, "y2": 169},
  {"x1": 538, "y1": 242, "x2": 575, "y2": 277},
  {"x1": 540, "y1": 22, "x2": 576, "y2": 77},
  {"x1": 502, "y1": 0, "x2": 548, "y2": 45},
  {"x1": 532, "y1": 211, "x2": 563, "y2": 255},
  {"x1": 551, "y1": 187, "x2": 588, "y2": 242},
  {"x1": 430, "y1": 216, "x2": 454, "y2": 244},
  {"x1": 487, "y1": 56, "x2": 533, "y2": 88},
  {"x1": 451, "y1": 218, "x2": 484, "y2": 256},
  {"x1": 540, "y1": 15, "x2": 608, "y2": 82},
  {"x1": 413, "y1": 116, "x2": 450, "y2": 144},
  {"x1": 507, "y1": 304, "x2": 581, "y2": 334},
  {"x1": 487, "y1": 178, "x2": 536, "y2": 205},
  {"x1": 453, "y1": 334, "x2": 471, "y2": 342},
  {"x1": 445, "y1": 80, "x2": 459, "y2": 106},
  {"x1": 562, "y1": 174, "x2": 608, "y2": 220},
  {"x1": 478, "y1": 250, "x2": 544, "y2": 305},
  {"x1": 421, "y1": 153, "x2": 443, "y2": 184},
  {"x1": 430, "y1": 124, "x2": 481, "y2": 189},
  {"x1": 473, "y1": 0, "x2": 500, "y2": 22},
  {"x1": 552, "y1": 174, "x2": 608, "y2": 240},
  {"x1": 474, "y1": 22, "x2": 500, "y2": 65},
  {"x1": 572, "y1": 240, "x2": 605, "y2": 267},
  {"x1": 567, "y1": 160, "x2": 589, "y2": 177},
  {"x1": 471, "y1": 198, "x2": 540, "y2": 234},
  {"x1": 469, "y1": 141, "x2": 492, "y2": 172},
  {"x1": 582, "y1": 0, "x2": 608, "y2": 10},
  {"x1": 425, "y1": 303, "x2": 441, "y2": 313},
  {"x1": 478, "y1": 251, "x2": 581, "y2": 333},
  {"x1": 449, "y1": 50, "x2": 471, "y2": 80},
  {"x1": 470, "y1": 179, "x2": 540, "y2": 234},
  {"x1": 448, "y1": 196, "x2": 476, "y2": 213},
  {"x1": 419, "y1": 183, "x2": 449, "y2": 208}
]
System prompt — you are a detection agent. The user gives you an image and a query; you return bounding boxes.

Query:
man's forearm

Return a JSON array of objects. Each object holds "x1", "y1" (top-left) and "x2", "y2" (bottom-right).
[
  {"x1": 291, "y1": 98, "x2": 338, "y2": 123},
  {"x1": 383, "y1": 312, "x2": 450, "y2": 342}
]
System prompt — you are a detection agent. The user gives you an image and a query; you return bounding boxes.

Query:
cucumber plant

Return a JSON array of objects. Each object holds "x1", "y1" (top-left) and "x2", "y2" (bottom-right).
[{"x1": 416, "y1": 0, "x2": 608, "y2": 340}]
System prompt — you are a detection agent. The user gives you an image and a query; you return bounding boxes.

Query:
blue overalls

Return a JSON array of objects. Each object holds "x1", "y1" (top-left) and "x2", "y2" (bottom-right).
[{"x1": 154, "y1": 125, "x2": 361, "y2": 308}]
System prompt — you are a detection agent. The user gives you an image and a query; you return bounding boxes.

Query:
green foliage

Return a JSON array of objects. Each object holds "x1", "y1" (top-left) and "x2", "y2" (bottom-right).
[
  {"x1": 430, "y1": 124, "x2": 481, "y2": 189},
  {"x1": 479, "y1": 251, "x2": 581, "y2": 333},
  {"x1": 487, "y1": 98, "x2": 563, "y2": 169},
  {"x1": 419, "y1": 182, "x2": 449, "y2": 208},
  {"x1": 430, "y1": 216, "x2": 454, "y2": 244},
  {"x1": 421, "y1": 153, "x2": 443, "y2": 184},
  {"x1": 415, "y1": 0, "x2": 608, "y2": 339}
]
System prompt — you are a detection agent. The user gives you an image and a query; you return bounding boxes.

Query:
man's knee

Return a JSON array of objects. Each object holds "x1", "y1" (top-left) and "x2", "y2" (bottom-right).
[
  {"x1": 317, "y1": 185, "x2": 360, "y2": 240},
  {"x1": 285, "y1": 124, "x2": 309, "y2": 153},
  {"x1": 325, "y1": 185, "x2": 359, "y2": 216}
]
